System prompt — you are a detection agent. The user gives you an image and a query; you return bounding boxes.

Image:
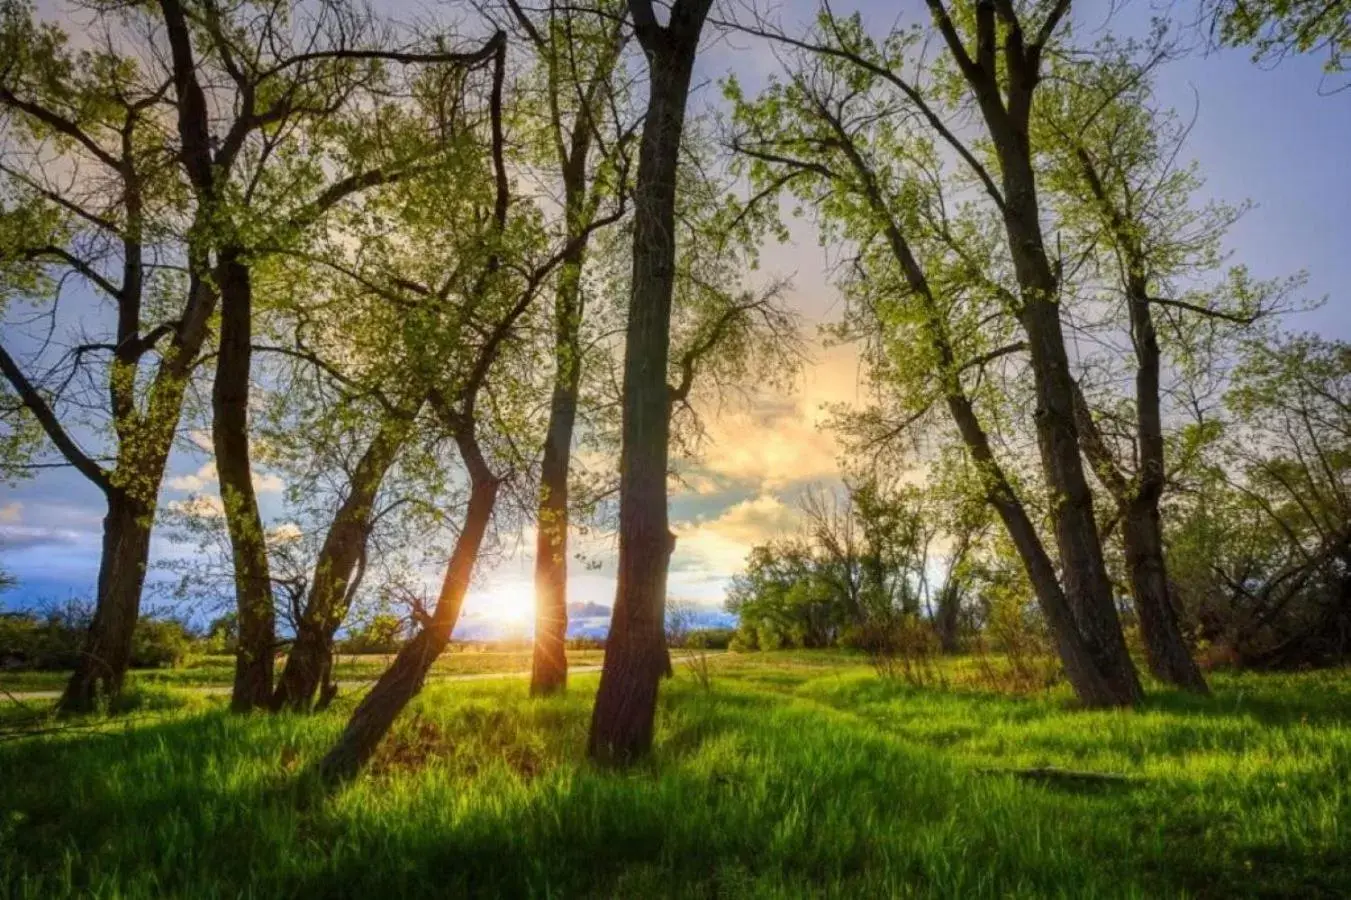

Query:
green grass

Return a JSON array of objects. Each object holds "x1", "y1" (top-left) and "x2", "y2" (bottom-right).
[
  {"x1": 1, "y1": 652, "x2": 1348, "y2": 898},
  {"x1": 0, "y1": 648, "x2": 606, "y2": 693}
]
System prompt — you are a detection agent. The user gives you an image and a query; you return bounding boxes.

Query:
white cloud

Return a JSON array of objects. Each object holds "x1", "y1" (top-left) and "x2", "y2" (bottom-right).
[
  {"x1": 681, "y1": 343, "x2": 860, "y2": 492},
  {"x1": 672, "y1": 494, "x2": 801, "y2": 574},
  {"x1": 167, "y1": 461, "x2": 217, "y2": 491},
  {"x1": 166, "y1": 461, "x2": 282, "y2": 494},
  {"x1": 0, "y1": 502, "x2": 21, "y2": 524},
  {"x1": 166, "y1": 494, "x2": 225, "y2": 519},
  {"x1": 269, "y1": 521, "x2": 303, "y2": 543}
]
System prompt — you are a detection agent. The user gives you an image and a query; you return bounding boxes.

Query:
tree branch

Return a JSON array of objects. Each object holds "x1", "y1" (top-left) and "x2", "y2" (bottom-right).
[{"x1": 0, "y1": 343, "x2": 112, "y2": 492}]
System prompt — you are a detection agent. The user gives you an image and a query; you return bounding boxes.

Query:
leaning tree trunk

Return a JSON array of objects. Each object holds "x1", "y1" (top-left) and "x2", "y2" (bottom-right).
[
  {"x1": 847, "y1": 139, "x2": 1130, "y2": 707},
  {"x1": 588, "y1": 7, "x2": 709, "y2": 764},
  {"x1": 530, "y1": 254, "x2": 585, "y2": 697},
  {"x1": 58, "y1": 491, "x2": 154, "y2": 713},
  {"x1": 213, "y1": 252, "x2": 276, "y2": 712},
  {"x1": 319, "y1": 469, "x2": 499, "y2": 783},
  {"x1": 273, "y1": 410, "x2": 411, "y2": 711}
]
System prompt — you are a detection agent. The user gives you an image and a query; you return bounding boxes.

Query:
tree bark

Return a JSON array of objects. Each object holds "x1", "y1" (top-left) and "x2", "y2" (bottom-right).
[
  {"x1": 1122, "y1": 498, "x2": 1209, "y2": 691},
  {"x1": 935, "y1": 584, "x2": 961, "y2": 653},
  {"x1": 54, "y1": 277, "x2": 214, "y2": 714},
  {"x1": 58, "y1": 492, "x2": 153, "y2": 712},
  {"x1": 530, "y1": 245, "x2": 585, "y2": 696},
  {"x1": 273, "y1": 409, "x2": 411, "y2": 711},
  {"x1": 588, "y1": 2, "x2": 710, "y2": 766},
  {"x1": 319, "y1": 465, "x2": 499, "y2": 783},
  {"x1": 213, "y1": 252, "x2": 276, "y2": 712}
]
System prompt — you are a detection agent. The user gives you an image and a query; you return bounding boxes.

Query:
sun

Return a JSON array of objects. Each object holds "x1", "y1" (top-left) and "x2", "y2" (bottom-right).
[{"x1": 475, "y1": 581, "x2": 536, "y2": 625}]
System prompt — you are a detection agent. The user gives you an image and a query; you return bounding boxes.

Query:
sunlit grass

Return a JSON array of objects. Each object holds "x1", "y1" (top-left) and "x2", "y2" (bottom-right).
[
  {"x1": 0, "y1": 648, "x2": 606, "y2": 694},
  {"x1": 1, "y1": 654, "x2": 1347, "y2": 898}
]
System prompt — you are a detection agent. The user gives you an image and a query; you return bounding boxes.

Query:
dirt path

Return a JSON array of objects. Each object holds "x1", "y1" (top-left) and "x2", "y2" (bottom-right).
[{"x1": 3, "y1": 665, "x2": 607, "y2": 702}]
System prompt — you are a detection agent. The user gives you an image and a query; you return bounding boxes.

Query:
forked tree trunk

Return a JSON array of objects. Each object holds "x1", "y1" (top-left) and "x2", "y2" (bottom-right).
[
  {"x1": 319, "y1": 473, "x2": 499, "y2": 783},
  {"x1": 1121, "y1": 293, "x2": 1208, "y2": 692},
  {"x1": 919, "y1": 6, "x2": 1141, "y2": 705},
  {"x1": 214, "y1": 253, "x2": 276, "y2": 712},
  {"x1": 58, "y1": 491, "x2": 154, "y2": 713},
  {"x1": 530, "y1": 258, "x2": 584, "y2": 697},
  {"x1": 273, "y1": 410, "x2": 411, "y2": 711},
  {"x1": 588, "y1": 4, "x2": 709, "y2": 764},
  {"x1": 56, "y1": 286, "x2": 211, "y2": 714},
  {"x1": 834, "y1": 128, "x2": 1133, "y2": 707},
  {"x1": 976, "y1": 86, "x2": 1141, "y2": 705}
]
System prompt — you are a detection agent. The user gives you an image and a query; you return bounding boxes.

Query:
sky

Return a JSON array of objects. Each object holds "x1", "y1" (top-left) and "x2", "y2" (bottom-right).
[{"x1": 1, "y1": 0, "x2": 1348, "y2": 634}]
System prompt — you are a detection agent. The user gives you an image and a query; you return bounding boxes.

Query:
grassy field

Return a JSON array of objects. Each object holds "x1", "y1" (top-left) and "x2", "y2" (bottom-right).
[
  {"x1": 0, "y1": 647, "x2": 606, "y2": 693},
  {"x1": 1, "y1": 651, "x2": 1348, "y2": 898}
]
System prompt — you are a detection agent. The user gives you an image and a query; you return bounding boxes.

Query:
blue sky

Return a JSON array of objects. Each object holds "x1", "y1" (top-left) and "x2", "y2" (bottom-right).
[{"x1": 1, "y1": 0, "x2": 1348, "y2": 630}]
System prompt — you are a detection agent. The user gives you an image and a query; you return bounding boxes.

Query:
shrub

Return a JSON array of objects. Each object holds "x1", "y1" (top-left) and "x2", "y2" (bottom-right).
[
  {"x1": 129, "y1": 618, "x2": 192, "y2": 668},
  {"x1": 337, "y1": 613, "x2": 407, "y2": 654},
  {"x1": 685, "y1": 628, "x2": 734, "y2": 650}
]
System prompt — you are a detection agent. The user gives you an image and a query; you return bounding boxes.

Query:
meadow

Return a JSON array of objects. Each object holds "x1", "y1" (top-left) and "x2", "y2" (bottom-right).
[
  {"x1": 0, "y1": 647, "x2": 606, "y2": 695},
  {"x1": 1, "y1": 652, "x2": 1348, "y2": 898}
]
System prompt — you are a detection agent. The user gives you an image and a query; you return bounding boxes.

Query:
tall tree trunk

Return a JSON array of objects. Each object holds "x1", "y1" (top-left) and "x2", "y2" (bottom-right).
[
  {"x1": 1015, "y1": 298, "x2": 1140, "y2": 704},
  {"x1": 587, "y1": 4, "x2": 710, "y2": 763},
  {"x1": 273, "y1": 409, "x2": 410, "y2": 711},
  {"x1": 531, "y1": 253, "x2": 584, "y2": 696},
  {"x1": 1123, "y1": 284, "x2": 1208, "y2": 693},
  {"x1": 58, "y1": 492, "x2": 153, "y2": 712},
  {"x1": 213, "y1": 252, "x2": 275, "y2": 712},
  {"x1": 830, "y1": 123, "x2": 1132, "y2": 706},
  {"x1": 319, "y1": 466, "x2": 499, "y2": 783}
]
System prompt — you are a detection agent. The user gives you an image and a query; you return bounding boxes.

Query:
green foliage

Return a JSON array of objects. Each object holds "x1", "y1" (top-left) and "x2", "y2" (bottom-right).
[
  {"x1": 1, "y1": 658, "x2": 1348, "y2": 897},
  {"x1": 0, "y1": 605, "x2": 189, "y2": 670},
  {"x1": 335, "y1": 613, "x2": 408, "y2": 655},
  {"x1": 127, "y1": 618, "x2": 192, "y2": 669},
  {"x1": 1208, "y1": 0, "x2": 1351, "y2": 75}
]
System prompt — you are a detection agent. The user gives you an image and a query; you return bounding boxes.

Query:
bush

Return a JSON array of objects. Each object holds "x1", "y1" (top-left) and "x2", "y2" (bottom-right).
[
  {"x1": 728, "y1": 627, "x2": 758, "y2": 652},
  {"x1": 337, "y1": 613, "x2": 407, "y2": 654},
  {"x1": 0, "y1": 602, "x2": 89, "y2": 669},
  {"x1": 0, "y1": 605, "x2": 192, "y2": 670},
  {"x1": 129, "y1": 618, "x2": 192, "y2": 668},
  {"x1": 685, "y1": 628, "x2": 734, "y2": 650}
]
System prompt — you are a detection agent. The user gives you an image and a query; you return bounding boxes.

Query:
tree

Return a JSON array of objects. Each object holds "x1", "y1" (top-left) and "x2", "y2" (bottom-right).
[
  {"x1": 587, "y1": 0, "x2": 715, "y2": 766},
  {"x1": 725, "y1": 2, "x2": 1144, "y2": 706},
  {"x1": 317, "y1": 34, "x2": 631, "y2": 779},
  {"x1": 0, "y1": 1, "x2": 212, "y2": 712},
  {"x1": 151, "y1": 0, "x2": 506, "y2": 711},
  {"x1": 1175, "y1": 333, "x2": 1351, "y2": 667},
  {"x1": 486, "y1": 0, "x2": 635, "y2": 698}
]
